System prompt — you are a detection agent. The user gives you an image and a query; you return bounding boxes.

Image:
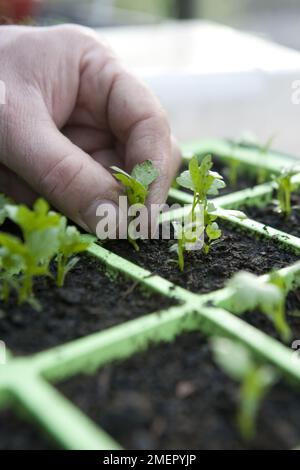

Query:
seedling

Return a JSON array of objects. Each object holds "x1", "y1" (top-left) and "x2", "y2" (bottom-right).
[
  {"x1": 56, "y1": 217, "x2": 95, "y2": 287},
  {"x1": 169, "y1": 219, "x2": 199, "y2": 271},
  {"x1": 111, "y1": 160, "x2": 158, "y2": 207},
  {"x1": 111, "y1": 160, "x2": 159, "y2": 249},
  {"x1": 176, "y1": 155, "x2": 225, "y2": 216},
  {"x1": 227, "y1": 157, "x2": 240, "y2": 187},
  {"x1": 211, "y1": 337, "x2": 278, "y2": 440},
  {"x1": 1, "y1": 199, "x2": 61, "y2": 305},
  {"x1": 0, "y1": 232, "x2": 49, "y2": 308},
  {"x1": 224, "y1": 140, "x2": 241, "y2": 187},
  {"x1": 226, "y1": 271, "x2": 291, "y2": 342},
  {"x1": 257, "y1": 135, "x2": 275, "y2": 184},
  {"x1": 0, "y1": 232, "x2": 26, "y2": 303},
  {"x1": 274, "y1": 167, "x2": 297, "y2": 217},
  {"x1": 172, "y1": 155, "x2": 244, "y2": 270},
  {"x1": 0, "y1": 198, "x2": 94, "y2": 306},
  {"x1": 174, "y1": 155, "x2": 223, "y2": 265}
]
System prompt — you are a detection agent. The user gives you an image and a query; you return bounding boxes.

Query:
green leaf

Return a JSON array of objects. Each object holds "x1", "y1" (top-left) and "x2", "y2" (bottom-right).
[
  {"x1": 58, "y1": 218, "x2": 95, "y2": 257},
  {"x1": 207, "y1": 175, "x2": 226, "y2": 195},
  {"x1": 6, "y1": 199, "x2": 61, "y2": 237},
  {"x1": 176, "y1": 169, "x2": 193, "y2": 190},
  {"x1": 0, "y1": 232, "x2": 26, "y2": 276},
  {"x1": 131, "y1": 160, "x2": 158, "y2": 186},
  {"x1": 206, "y1": 222, "x2": 221, "y2": 242},
  {"x1": 238, "y1": 364, "x2": 278, "y2": 440},
  {"x1": 211, "y1": 337, "x2": 253, "y2": 381},
  {"x1": 188, "y1": 155, "x2": 201, "y2": 192},
  {"x1": 177, "y1": 154, "x2": 225, "y2": 200},
  {"x1": 227, "y1": 271, "x2": 283, "y2": 314},
  {"x1": 112, "y1": 166, "x2": 149, "y2": 206},
  {"x1": 26, "y1": 227, "x2": 60, "y2": 263}
]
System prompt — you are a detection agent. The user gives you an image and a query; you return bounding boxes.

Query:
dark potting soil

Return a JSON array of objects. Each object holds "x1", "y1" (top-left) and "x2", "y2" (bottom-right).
[
  {"x1": 106, "y1": 226, "x2": 298, "y2": 294},
  {"x1": 242, "y1": 288, "x2": 300, "y2": 344},
  {"x1": 243, "y1": 195, "x2": 300, "y2": 238},
  {"x1": 58, "y1": 331, "x2": 300, "y2": 450},
  {"x1": 0, "y1": 409, "x2": 54, "y2": 450},
  {"x1": 0, "y1": 255, "x2": 175, "y2": 356}
]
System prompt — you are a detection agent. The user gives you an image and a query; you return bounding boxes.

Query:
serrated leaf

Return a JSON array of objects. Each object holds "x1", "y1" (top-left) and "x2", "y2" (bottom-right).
[
  {"x1": 6, "y1": 199, "x2": 61, "y2": 237},
  {"x1": 206, "y1": 222, "x2": 221, "y2": 241},
  {"x1": 176, "y1": 170, "x2": 193, "y2": 190},
  {"x1": 27, "y1": 227, "x2": 60, "y2": 263},
  {"x1": 112, "y1": 165, "x2": 149, "y2": 205},
  {"x1": 207, "y1": 177, "x2": 226, "y2": 195},
  {"x1": 58, "y1": 221, "x2": 94, "y2": 257},
  {"x1": 131, "y1": 160, "x2": 158, "y2": 186},
  {"x1": 188, "y1": 155, "x2": 201, "y2": 191}
]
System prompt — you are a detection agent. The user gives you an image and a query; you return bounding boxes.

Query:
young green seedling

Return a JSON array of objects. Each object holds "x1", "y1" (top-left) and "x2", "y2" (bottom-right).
[
  {"x1": 0, "y1": 231, "x2": 49, "y2": 308},
  {"x1": 111, "y1": 160, "x2": 159, "y2": 250},
  {"x1": 211, "y1": 337, "x2": 278, "y2": 440},
  {"x1": 172, "y1": 155, "x2": 245, "y2": 270},
  {"x1": 0, "y1": 198, "x2": 95, "y2": 306},
  {"x1": 257, "y1": 135, "x2": 275, "y2": 184},
  {"x1": 177, "y1": 154, "x2": 225, "y2": 215},
  {"x1": 0, "y1": 232, "x2": 25, "y2": 303},
  {"x1": 175, "y1": 155, "x2": 224, "y2": 261},
  {"x1": 227, "y1": 157, "x2": 240, "y2": 187},
  {"x1": 56, "y1": 217, "x2": 95, "y2": 287},
  {"x1": 1, "y1": 199, "x2": 62, "y2": 305},
  {"x1": 169, "y1": 219, "x2": 199, "y2": 271},
  {"x1": 274, "y1": 167, "x2": 297, "y2": 217},
  {"x1": 6, "y1": 198, "x2": 61, "y2": 263},
  {"x1": 226, "y1": 271, "x2": 291, "y2": 342}
]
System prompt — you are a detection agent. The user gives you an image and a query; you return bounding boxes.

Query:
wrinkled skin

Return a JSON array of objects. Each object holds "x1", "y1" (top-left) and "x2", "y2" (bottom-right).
[{"x1": 0, "y1": 24, "x2": 181, "y2": 232}]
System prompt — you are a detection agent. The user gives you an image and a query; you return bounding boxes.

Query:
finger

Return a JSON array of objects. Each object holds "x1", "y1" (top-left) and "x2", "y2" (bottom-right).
[
  {"x1": 62, "y1": 125, "x2": 114, "y2": 154},
  {"x1": 91, "y1": 149, "x2": 123, "y2": 170},
  {"x1": 107, "y1": 71, "x2": 176, "y2": 210},
  {"x1": 78, "y1": 51, "x2": 174, "y2": 205},
  {"x1": 5, "y1": 120, "x2": 122, "y2": 233}
]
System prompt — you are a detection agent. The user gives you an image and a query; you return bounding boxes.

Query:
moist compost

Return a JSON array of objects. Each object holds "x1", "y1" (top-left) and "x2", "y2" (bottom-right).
[
  {"x1": 0, "y1": 409, "x2": 54, "y2": 450},
  {"x1": 0, "y1": 254, "x2": 175, "y2": 355},
  {"x1": 107, "y1": 225, "x2": 298, "y2": 294},
  {"x1": 243, "y1": 195, "x2": 300, "y2": 238},
  {"x1": 58, "y1": 331, "x2": 300, "y2": 450}
]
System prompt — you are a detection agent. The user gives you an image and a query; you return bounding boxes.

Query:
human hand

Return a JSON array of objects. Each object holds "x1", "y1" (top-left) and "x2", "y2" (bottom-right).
[{"x1": 0, "y1": 24, "x2": 181, "y2": 233}]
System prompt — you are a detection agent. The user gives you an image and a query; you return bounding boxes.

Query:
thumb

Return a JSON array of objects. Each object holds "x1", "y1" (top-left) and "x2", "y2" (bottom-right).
[{"x1": 5, "y1": 121, "x2": 121, "y2": 233}]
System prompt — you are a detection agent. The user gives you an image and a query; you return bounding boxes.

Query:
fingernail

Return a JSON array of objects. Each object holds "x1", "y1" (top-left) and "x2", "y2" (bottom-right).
[{"x1": 81, "y1": 199, "x2": 121, "y2": 237}]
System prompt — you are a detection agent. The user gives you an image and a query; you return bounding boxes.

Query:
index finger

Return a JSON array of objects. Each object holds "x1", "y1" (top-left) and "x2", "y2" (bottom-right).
[{"x1": 107, "y1": 70, "x2": 181, "y2": 207}]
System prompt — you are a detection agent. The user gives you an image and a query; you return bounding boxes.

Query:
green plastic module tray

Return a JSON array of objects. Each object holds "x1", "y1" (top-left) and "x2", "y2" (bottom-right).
[{"x1": 1, "y1": 138, "x2": 300, "y2": 450}]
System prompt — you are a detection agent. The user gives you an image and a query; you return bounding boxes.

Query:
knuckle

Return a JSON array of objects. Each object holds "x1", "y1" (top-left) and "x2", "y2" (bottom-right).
[
  {"x1": 151, "y1": 107, "x2": 171, "y2": 137},
  {"x1": 58, "y1": 24, "x2": 110, "y2": 51},
  {"x1": 38, "y1": 155, "x2": 84, "y2": 202}
]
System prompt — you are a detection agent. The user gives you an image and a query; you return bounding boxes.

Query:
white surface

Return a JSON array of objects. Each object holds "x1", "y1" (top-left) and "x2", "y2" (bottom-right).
[{"x1": 98, "y1": 21, "x2": 300, "y2": 156}]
